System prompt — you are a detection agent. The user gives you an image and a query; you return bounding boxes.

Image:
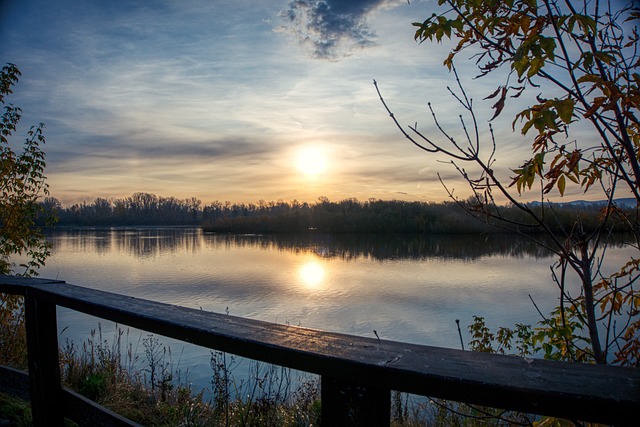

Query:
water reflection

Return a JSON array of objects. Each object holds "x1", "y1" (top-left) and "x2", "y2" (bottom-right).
[
  {"x1": 47, "y1": 227, "x2": 203, "y2": 258},
  {"x1": 38, "y1": 227, "x2": 635, "y2": 394},
  {"x1": 45, "y1": 227, "x2": 632, "y2": 262},
  {"x1": 298, "y1": 261, "x2": 325, "y2": 289}
]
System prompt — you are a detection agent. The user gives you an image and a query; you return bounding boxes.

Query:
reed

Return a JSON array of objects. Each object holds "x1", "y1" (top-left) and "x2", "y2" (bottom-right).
[{"x1": 58, "y1": 325, "x2": 322, "y2": 426}]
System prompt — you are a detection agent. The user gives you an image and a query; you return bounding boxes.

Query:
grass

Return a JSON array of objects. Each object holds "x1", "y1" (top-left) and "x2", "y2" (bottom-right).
[
  {"x1": 0, "y1": 392, "x2": 31, "y2": 427},
  {"x1": 57, "y1": 325, "x2": 322, "y2": 426}
]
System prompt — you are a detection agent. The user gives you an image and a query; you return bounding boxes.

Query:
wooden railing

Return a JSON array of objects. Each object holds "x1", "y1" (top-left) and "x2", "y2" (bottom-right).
[{"x1": 0, "y1": 275, "x2": 638, "y2": 426}]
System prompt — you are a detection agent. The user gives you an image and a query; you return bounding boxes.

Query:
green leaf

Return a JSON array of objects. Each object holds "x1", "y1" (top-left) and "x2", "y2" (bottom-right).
[
  {"x1": 594, "y1": 51, "x2": 614, "y2": 65},
  {"x1": 539, "y1": 36, "x2": 556, "y2": 61},
  {"x1": 554, "y1": 99, "x2": 575, "y2": 124},
  {"x1": 557, "y1": 174, "x2": 566, "y2": 196},
  {"x1": 576, "y1": 73, "x2": 600, "y2": 84},
  {"x1": 527, "y1": 57, "x2": 545, "y2": 77},
  {"x1": 580, "y1": 52, "x2": 594, "y2": 69},
  {"x1": 574, "y1": 14, "x2": 597, "y2": 35},
  {"x1": 513, "y1": 57, "x2": 530, "y2": 78}
]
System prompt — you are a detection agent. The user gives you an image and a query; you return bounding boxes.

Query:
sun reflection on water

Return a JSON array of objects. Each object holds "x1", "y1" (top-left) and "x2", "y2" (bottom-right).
[{"x1": 298, "y1": 260, "x2": 325, "y2": 289}]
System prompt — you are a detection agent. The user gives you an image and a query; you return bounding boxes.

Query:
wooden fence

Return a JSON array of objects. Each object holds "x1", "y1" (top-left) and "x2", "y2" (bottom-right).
[{"x1": 0, "y1": 275, "x2": 638, "y2": 426}]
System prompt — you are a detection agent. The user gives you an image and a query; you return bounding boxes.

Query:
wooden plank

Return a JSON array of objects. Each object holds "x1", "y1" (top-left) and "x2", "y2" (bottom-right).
[
  {"x1": 62, "y1": 388, "x2": 142, "y2": 427},
  {"x1": 0, "y1": 366, "x2": 30, "y2": 401},
  {"x1": 0, "y1": 275, "x2": 65, "y2": 295},
  {"x1": 25, "y1": 292, "x2": 64, "y2": 426},
  {"x1": 22, "y1": 280, "x2": 640, "y2": 425}
]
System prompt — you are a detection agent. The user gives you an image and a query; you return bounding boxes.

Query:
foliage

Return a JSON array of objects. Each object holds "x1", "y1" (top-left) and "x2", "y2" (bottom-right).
[
  {"x1": 0, "y1": 392, "x2": 32, "y2": 427},
  {"x1": 0, "y1": 63, "x2": 54, "y2": 368},
  {"x1": 468, "y1": 316, "x2": 535, "y2": 357},
  {"x1": 377, "y1": 0, "x2": 639, "y2": 366},
  {"x1": 0, "y1": 63, "x2": 53, "y2": 276},
  {"x1": 465, "y1": 316, "x2": 608, "y2": 426},
  {"x1": 412, "y1": 0, "x2": 639, "y2": 201}
]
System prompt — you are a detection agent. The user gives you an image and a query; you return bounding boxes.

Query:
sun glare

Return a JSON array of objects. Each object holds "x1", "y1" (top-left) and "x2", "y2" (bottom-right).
[
  {"x1": 296, "y1": 147, "x2": 328, "y2": 179},
  {"x1": 298, "y1": 261, "x2": 325, "y2": 288}
]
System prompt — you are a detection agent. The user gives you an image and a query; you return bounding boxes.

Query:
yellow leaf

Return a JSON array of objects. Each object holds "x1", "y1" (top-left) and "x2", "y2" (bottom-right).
[{"x1": 557, "y1": 174, "x2": 566, "y2": 196}]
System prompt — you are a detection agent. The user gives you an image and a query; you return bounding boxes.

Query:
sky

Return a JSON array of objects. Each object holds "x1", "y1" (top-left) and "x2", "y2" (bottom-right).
[{"x1": 0, "y1": 0, "x2": 602, "y2": 206}]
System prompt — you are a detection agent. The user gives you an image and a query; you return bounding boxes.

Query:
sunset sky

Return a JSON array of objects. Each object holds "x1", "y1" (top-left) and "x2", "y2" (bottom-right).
[{"x1": 0, "y1": 0, "x2": 598, "y2": 206}]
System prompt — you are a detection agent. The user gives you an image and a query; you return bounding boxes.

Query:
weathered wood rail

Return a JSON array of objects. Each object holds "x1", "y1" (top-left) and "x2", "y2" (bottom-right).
[{"x1": 0, "y1": 275, "x2": 638, "y2": 426}]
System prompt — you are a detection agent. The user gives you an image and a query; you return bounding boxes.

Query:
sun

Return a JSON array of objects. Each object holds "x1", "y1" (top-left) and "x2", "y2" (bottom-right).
[{"x1": 296, "y1": 147, "x2": 328, "y2": 179}]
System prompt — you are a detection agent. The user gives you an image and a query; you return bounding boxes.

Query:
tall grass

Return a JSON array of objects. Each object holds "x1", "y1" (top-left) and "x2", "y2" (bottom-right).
[{"x1": 58, "y1": 325, "x2": 322, "y2": 426}]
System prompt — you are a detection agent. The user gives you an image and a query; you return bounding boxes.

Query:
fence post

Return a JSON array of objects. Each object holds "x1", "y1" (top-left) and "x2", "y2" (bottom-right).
[
  {"x1": 321, "y1": 376, "x2": 390, "y2": 426},
  {"x1": 25, "y1": 291, "x2": 64, "y2": 426}
]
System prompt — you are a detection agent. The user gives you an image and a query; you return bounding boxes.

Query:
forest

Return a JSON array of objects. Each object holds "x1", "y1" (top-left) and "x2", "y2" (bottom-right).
[{"x1": 39, "y1": 192, "x2": 636, "y2": 235}]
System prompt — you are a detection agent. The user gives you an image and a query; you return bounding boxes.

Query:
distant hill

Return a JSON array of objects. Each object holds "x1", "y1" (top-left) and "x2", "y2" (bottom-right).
[
  {"x1": 571, "y1": 198, "x2": 636, "y2": 208},
  {"x1": 529, "y1": 198, "x2": 637, "y2": 209}
]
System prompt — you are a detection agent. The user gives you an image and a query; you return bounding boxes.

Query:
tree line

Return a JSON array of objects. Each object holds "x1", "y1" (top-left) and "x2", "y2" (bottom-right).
[
  {"x1": 39, "y1": 192, "x2": 636, "y2": 235},
  {"x1": 201, "y1": 196, "x2": 635, "y2": 234},
  {"x1": 40, "y1": 193, "x2": 202, "y2": 226}
]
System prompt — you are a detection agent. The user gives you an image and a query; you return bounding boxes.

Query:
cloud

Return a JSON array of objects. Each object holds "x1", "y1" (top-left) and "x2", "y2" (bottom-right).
[{"x1": 279, "y1": 0, "x2": 402, "y2": 59}]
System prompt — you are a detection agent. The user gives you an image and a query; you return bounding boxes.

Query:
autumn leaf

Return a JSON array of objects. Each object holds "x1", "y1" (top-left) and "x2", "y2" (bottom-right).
[{"x1": 490, "y1": 86, "x2": 507, "y2": 120}]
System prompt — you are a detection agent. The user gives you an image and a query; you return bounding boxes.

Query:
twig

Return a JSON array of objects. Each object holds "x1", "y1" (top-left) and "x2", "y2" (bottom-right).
[
  {"x1": 455, "y1": 319, "x2": 465, "y2": 350},
  {"x1": 529, "y1": 294, "x2": 548, "y2": 321}
]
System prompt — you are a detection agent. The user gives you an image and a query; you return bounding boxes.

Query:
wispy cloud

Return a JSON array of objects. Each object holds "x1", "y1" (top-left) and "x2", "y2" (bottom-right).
[
  {"x1": 279, "y1": 0, "x2": 404, "y2": 59},
  {"x1": 2, "y1": 0, "x2": 561, "y2": 205}
]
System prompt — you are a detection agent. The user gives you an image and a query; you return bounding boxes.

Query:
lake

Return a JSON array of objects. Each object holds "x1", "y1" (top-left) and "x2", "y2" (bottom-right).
[{"x1": 31, "y1": 227, "x2": 631, "y2": 391}]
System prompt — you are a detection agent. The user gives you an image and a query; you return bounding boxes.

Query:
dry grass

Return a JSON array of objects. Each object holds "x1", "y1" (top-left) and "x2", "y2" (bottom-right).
[{"x1": 58, "y1": 325, "x2": 322, "y2": 426}]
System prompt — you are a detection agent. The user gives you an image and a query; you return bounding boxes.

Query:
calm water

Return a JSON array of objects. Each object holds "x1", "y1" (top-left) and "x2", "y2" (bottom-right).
[{"x1": 32, "y1": 227, "x2": 631, "y2": 390}]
